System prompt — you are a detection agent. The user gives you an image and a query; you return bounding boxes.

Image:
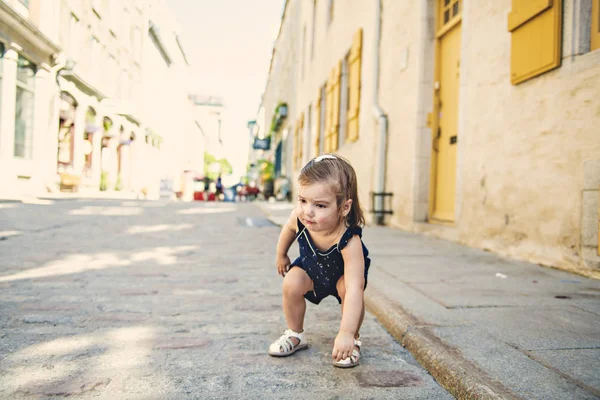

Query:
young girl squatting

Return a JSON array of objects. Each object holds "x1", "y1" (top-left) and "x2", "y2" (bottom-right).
[{"x1": 268, "y1": 154, "x2": 370, "y2": 368}]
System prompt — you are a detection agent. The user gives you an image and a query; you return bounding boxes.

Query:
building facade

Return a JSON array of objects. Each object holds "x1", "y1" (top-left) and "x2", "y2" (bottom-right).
[
  {"x1": 0, "y1": 0, "x2": 61, "y2": 197},
  {"x1": 141, "y1": 0, "x2": 203, "y2": 199},
  {"x1": 0, "y1": 0, "x2": 204, "y2": 199},
  {"x1": 262, "y1": 0, "x2": 600, "y2": 277},
  {"x1": 52, "y1": 0, "x2": 150, "y2": 194}
]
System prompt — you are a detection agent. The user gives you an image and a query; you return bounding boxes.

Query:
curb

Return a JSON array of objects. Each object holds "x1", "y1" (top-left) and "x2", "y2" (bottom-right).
[
  {"x1": 365, "y1": 286, "x2": 523, "y2": 400},
  {"x1": 0, "y1": 199, "x2": 23, "y2": 204},
  {"x1": 260, "y1": 202, "x2": 520, "y2": 398}
]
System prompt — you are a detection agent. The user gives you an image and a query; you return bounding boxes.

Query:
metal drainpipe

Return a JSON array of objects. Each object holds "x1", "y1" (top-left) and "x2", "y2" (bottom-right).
[{"x1": 373, "y1": 0, "x2": 388, "y2": 225}]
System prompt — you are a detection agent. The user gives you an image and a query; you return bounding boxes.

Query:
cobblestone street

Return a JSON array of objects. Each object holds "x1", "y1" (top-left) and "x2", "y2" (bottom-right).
[{"x1": 0, "y1": 199, "x2": 450, "y2": 399}]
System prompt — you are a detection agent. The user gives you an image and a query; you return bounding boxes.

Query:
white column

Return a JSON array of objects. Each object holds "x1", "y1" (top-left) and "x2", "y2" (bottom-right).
[
  {"x1": 120, "y1": 145, "x2": 130, "y2": 190},
  {"x1": 91, "y1": 128, "x2": 102, "y2": 187},
  {"x1": 31, "y1": 66, "x2": 53, "y2": 189},
  {"x1": 0, "y1": 47, "x2": 18, "y2": 196},
  {"x1": 44, "y1": 75, "x2": 61, "y2": 188},
  {"x1": 72, "y1": 100, "x2": 88, "y2": 175},
  {"x1": 0, "y1": 48, "x2": 18, "y2": 160}
]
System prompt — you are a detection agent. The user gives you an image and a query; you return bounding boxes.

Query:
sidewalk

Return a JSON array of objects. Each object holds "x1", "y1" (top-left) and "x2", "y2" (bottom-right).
[
  {"x1": 259, "y1": 202, "x2": 600, "y2": 400},
  {"x1": 0, "y1": 188, "x2": 141, "y2": 203}
]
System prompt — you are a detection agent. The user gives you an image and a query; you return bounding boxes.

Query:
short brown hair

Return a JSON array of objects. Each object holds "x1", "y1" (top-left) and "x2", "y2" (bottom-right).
[{"x1": 298, "y1": 154, "x2": 365, "y2": 227}]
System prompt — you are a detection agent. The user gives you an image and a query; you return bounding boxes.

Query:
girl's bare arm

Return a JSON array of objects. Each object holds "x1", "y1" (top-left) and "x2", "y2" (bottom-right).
[
  {"x1": 332, "y1": 236, "x2": 365, "y2": 361},
  {"x1": 276, "y1": 208, "x2": 298, "y2": 277},
  {"x1": 339, "y1": 236, "x2": 365, "y2": 333}
]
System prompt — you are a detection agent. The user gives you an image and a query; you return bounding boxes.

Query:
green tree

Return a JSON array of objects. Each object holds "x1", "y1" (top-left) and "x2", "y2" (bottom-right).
[
  {"x1": 257, "y1": 159, "x2": 275, "y2": 181},
  {"x1": 204, "y1": 152, "x2": 233, "y2": 180}
]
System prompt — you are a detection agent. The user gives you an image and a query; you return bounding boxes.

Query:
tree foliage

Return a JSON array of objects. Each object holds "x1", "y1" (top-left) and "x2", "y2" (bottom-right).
[{"x1": 204, "y1": 152, "x2": 232, "y2": 180}]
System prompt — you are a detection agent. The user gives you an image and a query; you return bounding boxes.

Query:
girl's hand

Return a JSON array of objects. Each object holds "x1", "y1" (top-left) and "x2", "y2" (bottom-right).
[
  {"x1": 332, "y1": 331, "x2": 355, "y2": 362},
  {"x1": 276, "y1": 254, "x2": 291, "y2": 277}
]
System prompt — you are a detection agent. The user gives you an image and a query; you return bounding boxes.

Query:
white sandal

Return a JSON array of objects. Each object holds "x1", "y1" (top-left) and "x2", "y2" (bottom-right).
[
  {"x1": 333, "y1": 336, "x2": 361, "y2": 368},
  {"x1": 268, "y1": 329, "x2": 308, "y2": 357}
]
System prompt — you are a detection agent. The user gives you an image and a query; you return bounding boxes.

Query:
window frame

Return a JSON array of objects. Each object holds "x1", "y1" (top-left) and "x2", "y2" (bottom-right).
[
  {"x1": 311, "y1": 0, "x2": 317, "y2": 60},
  {"x1": 301, "y1": 25, "x2": 306, "y2": 80},
  {"x1": 339, "y1": 51, "x2": 350, "y2": 146},
  {"x1": 69, "y1": 13, "x2": 81, "y2": 61},
  {"x1": 14, "y1": 53, "x2": 37, "y2": 159},
  {"x1": 592, "y1": 0, "x2": 600, "y2": 51},
  {"x1": 0, "y1": 42, "x2": 5, "y2": 114},
  {"x1": 319, "y1": 84, "x2": 326, "y2": 155}
]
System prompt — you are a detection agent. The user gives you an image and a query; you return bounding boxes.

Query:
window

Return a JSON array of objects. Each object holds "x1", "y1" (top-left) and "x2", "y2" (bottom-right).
[
  {"x1": 0, "y1": 42, "x2": 4, "y2": 113},
  {"x1": 319, "y1": 85, "x2": 326, "y2": 155},
  {"x1": 131, "y1": 26, "x2": 142, "y2": 63},
  {"x1": 347, "y1": 28, "x2": 362, "y2": 142},
  {"x1": 314, "y1": 88, "x2": 322, "y2": 156},
  {"x1": 439, "y1": 0, "x2": 460, "y2": 25},
  {"x1": 306, "y1": 104, "x2": 312, "y2": 162},
  {"x1": 90, "y1": 36, "x2": 100, "y2": 82},
  {"x1": 327, "y1": 0, "x2": 334, "y2": 25},
  {"x1": 311, "y1": 0, "x2": 317, "y2": 59},
  {"x1": 507, "y1": 0, "x2": 562, "y2": 85},
  {"x1": 592, "y1": 0, "x2": 600, "y2": 51},
  {"x1": 119, "y1": 69, "x2": 128, "y2": 99},
  {"x1": 325, "y1": 61, "x2": 341, "y2": 152},
  {"x1": 107, "y1": 55, "x2": 118, "y2": 96},
  {"x1": 14, "y1": 54, "x2": 36, "y2": 159},
  {"x1": 293, "y1": 114, "x2": 305, "y2": 170},
  {"x1": 91, "y1": 0, "x2": 101, "y2": 18},
  {"x1": 69, "y1": 13, "x2": 81, "y2": 60},
  {"x1": 339, "y1": 52, "x2": 350, "y2": 146},
  {"x1": 301, "y1": 25, "x2": 306, "y2": 80}
]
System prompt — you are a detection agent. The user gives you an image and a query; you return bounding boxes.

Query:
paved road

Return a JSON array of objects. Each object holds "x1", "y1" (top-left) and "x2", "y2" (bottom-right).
[{"x1": 0, "y1": 199, "x2": 451, "y2": 399}]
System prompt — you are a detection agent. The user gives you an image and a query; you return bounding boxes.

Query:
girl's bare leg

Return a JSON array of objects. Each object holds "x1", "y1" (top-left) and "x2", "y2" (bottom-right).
[{"x1": 282, "y1": 267, "x2": 314, "y2": 339}]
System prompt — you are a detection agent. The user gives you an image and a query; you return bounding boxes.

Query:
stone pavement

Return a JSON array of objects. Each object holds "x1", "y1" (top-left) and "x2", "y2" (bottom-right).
[
  {"x1": 0, "y1": 199, "x2": 451, "y2": 399},
  {"x1": 261, "y1": 202, "x2": 600, "y2": 400}
]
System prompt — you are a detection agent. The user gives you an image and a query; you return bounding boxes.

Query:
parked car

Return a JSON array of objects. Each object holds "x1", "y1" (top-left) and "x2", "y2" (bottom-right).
[{"x1": 239, "y1": 184, "x2": 260, "y2": 201}]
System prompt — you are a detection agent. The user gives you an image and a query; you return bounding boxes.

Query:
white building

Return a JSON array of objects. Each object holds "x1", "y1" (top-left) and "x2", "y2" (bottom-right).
[
  {"x1": 0, "y1": 0, "x2": 61, "y2": 197},
  {"x1": 0, "y1": 0, "x2": 204, "y2": 199},
  {"x1": 189, "y1": 94, "x2": 224, "y2": 171}
]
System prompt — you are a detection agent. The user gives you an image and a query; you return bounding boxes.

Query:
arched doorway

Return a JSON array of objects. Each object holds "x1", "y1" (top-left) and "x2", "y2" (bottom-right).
[
  {"x1": 83, "y1": 107, "x2": 99, "y2": 179},
  {"x1": 57, "y1": 92, "x2": 78, "y2": 173},
  {"x1": 100, "y1": 117, "x2": 115, "y2": 190}
]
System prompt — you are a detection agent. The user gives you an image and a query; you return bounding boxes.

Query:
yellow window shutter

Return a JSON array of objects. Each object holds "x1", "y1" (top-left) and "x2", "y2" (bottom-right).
[
  {"x1": 592, "y1": 0, "x2": 600, "y2": 51},
  {"x1": 347, "y1": 28, "x2": 362, "y2": 142},
  {"x1": 331, "y1": 61, "x2": 342, "y2": 152},
  {"x1": 299, "y1": 112, "x2": 304, "y2": 164},
  {"x1": 314, "y1": 90, "x2": 322, "y2": 156},
  {"x1": 325, "y1": 77, "x2": 334, "y2": 153},
  {"x1": 293, "y1": 123, "x2": 298, "y2": 170},
  {"x1": 507, "y1": 0, "x2": 562, "y2": 85},
  {"x1": 294, "y1": 122, "x2": 300, "y2": 170}
]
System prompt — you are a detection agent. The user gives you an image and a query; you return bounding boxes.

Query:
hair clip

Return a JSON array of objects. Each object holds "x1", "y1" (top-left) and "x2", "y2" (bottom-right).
[{"x1": 314, "y1": 155, "x2": 337, "y2": 162}]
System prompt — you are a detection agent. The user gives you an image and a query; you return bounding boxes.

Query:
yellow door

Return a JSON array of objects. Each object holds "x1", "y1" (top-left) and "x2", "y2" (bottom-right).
[{"x1": 430, "y1": 0, "x2": 461, "y2": 223}]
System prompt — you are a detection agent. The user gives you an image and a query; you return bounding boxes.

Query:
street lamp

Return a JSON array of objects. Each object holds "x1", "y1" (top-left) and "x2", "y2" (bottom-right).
[{"x1": 53, "y1": 57, "x2": 77, "y2": 86}]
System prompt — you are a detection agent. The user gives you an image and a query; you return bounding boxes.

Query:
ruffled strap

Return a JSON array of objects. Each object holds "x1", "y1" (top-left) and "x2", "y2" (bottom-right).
[
  {"x1": 338, "y1": 225, "x2": 362, "y2": 251},
  {"x1": 296, "y1": 218, "x2": 306, "y2": 237}
]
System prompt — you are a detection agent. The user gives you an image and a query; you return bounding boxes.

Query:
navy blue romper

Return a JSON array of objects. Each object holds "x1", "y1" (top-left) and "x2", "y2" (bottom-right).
[{"x1": 290, "y1": 219, "x2": 371, "y2": 305}]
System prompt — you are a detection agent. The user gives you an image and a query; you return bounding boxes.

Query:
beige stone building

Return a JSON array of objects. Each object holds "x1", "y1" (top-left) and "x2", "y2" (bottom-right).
[
  {"x1": 51, "y1": 0, "x2": 150, "y2": 193},
  {"x1": 0, "y1": 0, "x2": 203, "y2": 198},
  {"x1": 261, "y1": 0, "x2": 600, "y2": 277},
  {"x1": 0, "y1": 0, "x2": 61, "y2": 196}
]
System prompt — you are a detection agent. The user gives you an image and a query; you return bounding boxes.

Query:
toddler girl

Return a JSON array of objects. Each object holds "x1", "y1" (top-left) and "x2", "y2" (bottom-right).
[{"x1": 268, "y1": 154, "x2": 370, "y2": 368}]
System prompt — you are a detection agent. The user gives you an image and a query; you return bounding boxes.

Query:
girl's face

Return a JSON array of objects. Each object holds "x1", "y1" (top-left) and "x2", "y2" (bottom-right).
[{"x1": 298, "y1": 182, "x2": 346, "y2": 234}]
